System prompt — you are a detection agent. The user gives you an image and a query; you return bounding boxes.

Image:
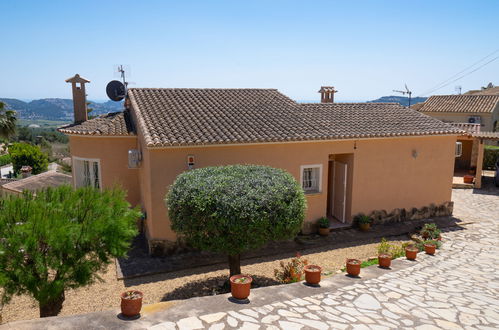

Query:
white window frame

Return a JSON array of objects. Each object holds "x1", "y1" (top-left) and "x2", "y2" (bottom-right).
[
  {"x1": 300, "y1": 164, "x2": 323, "y2": 194},
  {"x1": 72, "y1": 156, "x2": 102, "y2": 190}
]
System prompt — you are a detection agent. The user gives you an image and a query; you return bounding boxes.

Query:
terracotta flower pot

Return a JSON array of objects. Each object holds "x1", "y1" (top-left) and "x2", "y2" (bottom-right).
[
  {"x1": 120, "y1": 290, "x2": 143, "y2": 318},
  {"x1": 319, "y1": 227, "x2": 330, "y2": 236},
  {"x1": 463, "y1": 175, "x2": 474, "y2": 184},
  {"x1": 304, "y1": 265, "x2": 322, "y2": 285},
  {"x1": 230, "y1": 274, "x2": 253, "y2": 300},
  {"x1": 378, "y1": 254, "x2": 392, "y2": 268},
  {"x1": 359, "y1": 223, "x2": 371, "y2": 232},
  {"x1": 405, "y1": 247, "x2": 418, "y2": 260},
  {"x1": 346, "y1": 259, "x2": 361, "y2": 276},
  {"x1": 424, "y1": 244, "x2": 436, "y2": 255}
]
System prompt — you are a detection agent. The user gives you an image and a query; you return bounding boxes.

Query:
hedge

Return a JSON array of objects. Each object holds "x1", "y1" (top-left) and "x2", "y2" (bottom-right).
[{"x1": 483, "y1": 146, "x2": 499, "y2": 170}]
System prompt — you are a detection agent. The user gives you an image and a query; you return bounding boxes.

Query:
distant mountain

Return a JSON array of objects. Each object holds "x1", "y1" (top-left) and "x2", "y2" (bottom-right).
[
  {"x1": 0, "y1": 98, "x2": 123, "y2": 121},
  {"x1": 368, "y1": 95, "x2": 427, "y2": 107}
]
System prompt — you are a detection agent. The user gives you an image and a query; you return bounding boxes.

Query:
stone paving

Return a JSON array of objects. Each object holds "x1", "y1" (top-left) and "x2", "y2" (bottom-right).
[
  {"x1": 4, "y1": 186, "x2": 499, "y2": 330},
  {"x1": 147, "y1": 188, "x2": 499, "y2": 330}
]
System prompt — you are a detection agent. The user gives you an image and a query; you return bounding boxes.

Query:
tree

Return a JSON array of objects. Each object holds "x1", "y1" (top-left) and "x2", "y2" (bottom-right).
[
  {"x1": 0, "y1": 185, "x2": 140, "y2": 317},
  {"x1": 8, "y1": 142, "x2": 49, "y2": 175},
  {"x1": 0, "y1": 102, "x2": 16, "y2": 140},
  {"x1": 166, "y1": 165, "x2": 306, "y2": 276}
]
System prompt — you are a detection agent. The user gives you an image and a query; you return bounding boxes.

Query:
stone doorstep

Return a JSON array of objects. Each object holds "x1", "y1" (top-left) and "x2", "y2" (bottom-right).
[
  {"x1": 3, "y1": 254, "x2": 431, "y2": 330},
  {"x1": 116, "y1": 216, "x2": 460, "y2": 280}
]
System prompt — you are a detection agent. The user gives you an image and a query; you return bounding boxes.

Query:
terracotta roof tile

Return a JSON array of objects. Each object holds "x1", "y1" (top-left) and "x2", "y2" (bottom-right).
[
  {"x1": 1, "y1": 171, "x2": 72, "y2": 194},
  {"x1": 418, "y1": 95, "x2": 499, "y2": 114},
  {"x1": 58, "y1": 110, "x2": 135, "y2": 136},
  {"x1": 60, "y1": 88, "x2": 462, "y2": 146},
  {"x1": 297, "y1": 103, "x2": 462, "y2": 139}
]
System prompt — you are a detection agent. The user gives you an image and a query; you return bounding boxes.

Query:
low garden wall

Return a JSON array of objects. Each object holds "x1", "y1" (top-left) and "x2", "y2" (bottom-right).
[{"x1": 367, "y1": 201, "x2": 454, "y2": 225}]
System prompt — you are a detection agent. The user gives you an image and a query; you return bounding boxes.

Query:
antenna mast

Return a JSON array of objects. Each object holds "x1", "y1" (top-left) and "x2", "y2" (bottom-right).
[
  {"x1": 117, "y1": 65, "x2": 128, "y2": 91},
  {"x1": 393, "y1": 84, "x2": 413, "y2": 107}
]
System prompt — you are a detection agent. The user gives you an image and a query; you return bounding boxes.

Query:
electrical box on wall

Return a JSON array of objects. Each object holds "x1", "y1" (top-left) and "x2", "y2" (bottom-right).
[
  {"x1": 187, "y1": 155, "x2": 195, "y2": 169},
  {"x1": 128, "y1": 149, "x2": 142, "y2": 168}
]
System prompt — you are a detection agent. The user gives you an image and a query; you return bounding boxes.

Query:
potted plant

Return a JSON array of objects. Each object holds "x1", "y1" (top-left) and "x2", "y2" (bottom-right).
[
  {"x1": 317, "y1": 217, "x2": 330, "y2": 236},
  {"x1": 377, "y1": 238, "x2": 392, "y2": 268},
  {"x1": 120, "y1": 290, "x2": 143, "y2": 318},
  {"x1": 463, "y1": 175, "x2": 474, "y2": 184},
  {"x1": 346, "y1": 259, "x2": 361, "y2": 276},
  {"x1": 304, "y1": 265, "x2": 322, "y2": 285},
  {"x1": 420, "y1": 223, "x2": 441, "y2": 240},
  {"x1": 356, "y1": 214, "x2": 372, "y2": 232},
  {"x1": 229, "y1": 274, "x2": 253, "y2": 300},
  {"x1": 424, "y1": 240, "x2": 437, "y2": 255},
  {"x1": 405, "y1": 245, "x2": 418, "y2": 260}
]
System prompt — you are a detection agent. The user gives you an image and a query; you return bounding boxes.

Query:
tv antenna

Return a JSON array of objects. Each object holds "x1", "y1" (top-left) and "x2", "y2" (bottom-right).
[
  {"x1": 106, "y1": 65, "x2": 129, "y2": 102},
  {"x1": 393, "y1": 84, "x2": 413, "y2": 107},
  {"x1": 455, "y1": 85, "x2": 462, "y2": 95}
]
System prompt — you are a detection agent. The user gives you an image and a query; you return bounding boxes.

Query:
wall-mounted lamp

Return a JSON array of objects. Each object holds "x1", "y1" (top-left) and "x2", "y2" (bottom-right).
[
  {"x1": 354, "y1": 141, "x2": 357, "y2": 150},
  {"x1": 412, "y1": 149, "x2": 418, "y2": 159},
  {"x1": 187, "y1": 155, "x2": 195, "y2": 169}
]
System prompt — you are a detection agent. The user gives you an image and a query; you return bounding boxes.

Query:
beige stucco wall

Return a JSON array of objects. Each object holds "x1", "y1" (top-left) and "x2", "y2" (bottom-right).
[
  {"x1": 68, "y1": 136, "x2": 141, "y2": 206},
  {"x1": 68, "y1": 134, "x2": 457, "y2": 243},
  {"x1": 422, "y1": 112, "x2": 494, "y2": 131},
  {"x1": 142, "y1": 135, "x2": 456, "y2": 241}
]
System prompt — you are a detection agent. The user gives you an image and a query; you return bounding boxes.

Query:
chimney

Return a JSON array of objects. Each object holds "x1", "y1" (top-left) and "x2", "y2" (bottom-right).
[
  {"x1": 65, "y1": 74, "x2": 90, "y2": 123},
  {"x1": 318, "y1": 86, "x2": 338, "y2": 103},
  {"x1": 20, "y1": 165, "x2": 32, "y2": 178}
]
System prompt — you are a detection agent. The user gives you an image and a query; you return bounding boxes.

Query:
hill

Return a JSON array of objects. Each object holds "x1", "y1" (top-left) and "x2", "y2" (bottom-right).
[
  {"x1": 0, "y1": 98, "x2": 123, "y2": 121},
  {"x1": 368, "y1": 95, "x2": 427, "y2": 107}
]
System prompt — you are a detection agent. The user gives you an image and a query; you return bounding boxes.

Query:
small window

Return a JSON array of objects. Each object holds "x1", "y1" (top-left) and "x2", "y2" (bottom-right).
[
  {"x1": 73, "y1": 157, "x2": 101, "y2": 189},
  {"x1": 455, "y1": 142, "x2": 463, "y2": 158},
  {"x1": 300, "y1": 164, "x2": 322, "y2": 193}
]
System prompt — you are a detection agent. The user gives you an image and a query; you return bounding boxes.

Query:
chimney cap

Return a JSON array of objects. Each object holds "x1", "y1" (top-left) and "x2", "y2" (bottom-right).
[
  {"x1": 65, "y1": 74, "x2": 90, "y2": 84},
  {"x1": 318, "y1": 86, "x2": 337, "y2": 93}
]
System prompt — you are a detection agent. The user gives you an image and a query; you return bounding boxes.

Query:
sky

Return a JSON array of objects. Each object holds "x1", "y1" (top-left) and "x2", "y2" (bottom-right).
[{"x1": 1, "y1": 0, "x2": 498, "y2": 102}]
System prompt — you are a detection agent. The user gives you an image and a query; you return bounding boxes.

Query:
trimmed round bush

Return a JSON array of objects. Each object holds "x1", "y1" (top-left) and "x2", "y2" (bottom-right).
[{"x1": 166, "y1": 164, "x2": 306, "y2": 275}]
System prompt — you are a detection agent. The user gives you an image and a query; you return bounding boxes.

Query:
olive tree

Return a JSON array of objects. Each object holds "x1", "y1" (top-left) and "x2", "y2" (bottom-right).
[
  {"x1": 166, "y1": 165, "x2": 306, "y2": 276},
  {"x1": 0, "y1": 185, "x2": 141, "y2": 317}
]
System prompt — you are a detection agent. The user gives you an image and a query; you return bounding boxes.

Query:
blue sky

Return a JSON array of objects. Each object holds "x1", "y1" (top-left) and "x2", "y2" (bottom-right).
[{"x1": 1, "y1": 0, "x2": 498, "y2": 102}]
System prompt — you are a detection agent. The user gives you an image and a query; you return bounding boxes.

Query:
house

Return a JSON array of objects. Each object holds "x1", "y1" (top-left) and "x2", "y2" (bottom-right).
[
  {"x1": 415, "y1": 95, "x2": 499, "y2": 133},
  {"x1": 0, "y1": 170, "x2": 72, "y2": 197},
  {"x1": 415, "y1": 95, "x2": 499, "y2": 188},
  {"x1": 60, "y1": 76, "x2": 461, "y2": 255}
]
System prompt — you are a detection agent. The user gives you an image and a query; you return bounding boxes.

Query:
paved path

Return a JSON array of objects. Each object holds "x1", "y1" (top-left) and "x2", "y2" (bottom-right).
[
  {"x1": 5, "y1": 187, "x2": 499, "y2": 330},
  {"x1": 149, "y1": 187, "x2": 499, "y2": 330}
]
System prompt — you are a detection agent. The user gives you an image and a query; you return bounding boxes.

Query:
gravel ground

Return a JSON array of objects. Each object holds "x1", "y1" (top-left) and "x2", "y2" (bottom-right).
[{"x1": 0, "y1": 235, "x2": 409, "y2": 323}]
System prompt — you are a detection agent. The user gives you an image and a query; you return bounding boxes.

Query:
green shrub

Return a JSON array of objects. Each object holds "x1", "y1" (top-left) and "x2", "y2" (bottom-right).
[
  {"x1": 0, "y1": 185, "x2": 140, "y2": 317},
  {"x1": 166, "y1": 164, "x2": 306, "y2": 276},
  {"x1": 377, "y1": 238, "x2": 406, "y2": 258},
  {"x1": 420, "y1": 223, "x2": 441, "y2": 240},
  {"x1": 0, "y1": 154, "x2": 11, "y2": 167},
  {"x1": 8, "y1": 142, "x2": 48, "y2": 175},
  {"x1": 317, "y1": 217, "x2": 329, "y2": 229},
  {"x1": 274, "y1": 253, "x2": 308, "y2": 283},
  {"x1": 354, "y1": 214, "x2": 372, "y2": 225},
  {"x1": 483, "y1": 147, "x2": 499, "y2": 170}
]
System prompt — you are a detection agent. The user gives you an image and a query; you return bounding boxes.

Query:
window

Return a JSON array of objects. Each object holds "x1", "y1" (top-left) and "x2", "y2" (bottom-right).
[
  {"x1": 73, "y1": 157, "x2": 101, "y2": 189},
  {"x1": 300, "y1": 164, "x2": 322, "y2": 193}
]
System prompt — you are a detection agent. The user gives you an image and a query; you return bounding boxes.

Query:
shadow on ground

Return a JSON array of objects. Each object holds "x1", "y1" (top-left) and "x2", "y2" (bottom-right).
[
  {"x1": 119, "y1": 215, "x2": 468, "y2": 285},
  {"x1": 160, "y1": 275, "x2": 281, "y2": 302},
  {"x1": 472, "y1": 176, "x2": 499, "y2": 196},
  {"x1": 121, "y1": 217, "x2": 468, "y2": 287}
]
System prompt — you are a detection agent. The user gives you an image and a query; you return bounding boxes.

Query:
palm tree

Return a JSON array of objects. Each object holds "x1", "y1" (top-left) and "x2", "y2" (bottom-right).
[{"x1": 0, "y1": 102, "x2": 17, "y2": 140}]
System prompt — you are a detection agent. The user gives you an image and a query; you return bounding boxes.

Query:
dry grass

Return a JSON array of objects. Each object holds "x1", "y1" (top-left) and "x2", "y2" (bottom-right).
[{"x1": 0, "y1": 236, "x2": 409, "y2": 324}]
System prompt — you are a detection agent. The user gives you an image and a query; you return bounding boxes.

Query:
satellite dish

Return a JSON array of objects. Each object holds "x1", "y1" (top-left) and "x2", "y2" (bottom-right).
[{"x1": 106, "y1": 80, "x2": 126, "y2": 101}]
